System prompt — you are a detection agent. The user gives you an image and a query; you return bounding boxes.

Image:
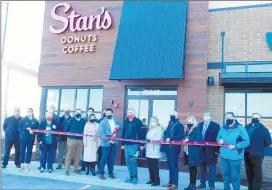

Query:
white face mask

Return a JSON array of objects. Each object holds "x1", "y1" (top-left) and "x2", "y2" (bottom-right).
[
  {"x1": 150, "y1": 121, "x2": 157, "y2": 127},
  {"x1": 203, "y1": 116, "x2": 211, "y2": 122}
]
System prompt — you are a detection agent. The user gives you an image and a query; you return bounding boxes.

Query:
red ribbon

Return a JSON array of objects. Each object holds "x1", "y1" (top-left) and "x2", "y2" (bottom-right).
[{"x1": 32, "y1": 129, "x2": 230, "y2": 147}]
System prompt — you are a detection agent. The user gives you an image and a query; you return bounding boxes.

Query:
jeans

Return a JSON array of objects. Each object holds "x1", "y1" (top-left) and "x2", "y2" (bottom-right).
[
  {"x1": 40, "y1": 144, "x2": 54, "y2": 169},
  {"x1": 244, "y1": 154, "x2": 263, "y2": 190},
  {"x1": 57, "y1": 141, "x2": 67, "y2": 166},
  {"x1": 221, "y1": 157, "x2": 242, "y2": 190},
  {"x1": 20, "y1": 139, "x2": 34, "y2": 164},
  {"x1": 2, "y1": 138, "x2": 20, "y2": 166},
  {"x1": 99, "y1": 143, "x2": 116, "y2": 175},
  {"x1": 125, "y1": 144, "x2": 139, "y2": 177},
  {"x1": 200, "y1": 162, "x2": 216, "y2": 188},
  {"x1": 146, "y1": 158, "x2": 160, "y2": 184},
  {"x1": 166, "y1": 151, "x2": 180, "y2": 187}
]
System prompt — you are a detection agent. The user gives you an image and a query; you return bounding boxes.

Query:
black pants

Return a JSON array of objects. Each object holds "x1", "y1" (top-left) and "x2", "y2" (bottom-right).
[
  {"x1": 2, "y1": 138, "x2": 20, "y2": 166},
  {"x1": 97, "y1": 146, "x2": 102, "y2": 169},
  {"x1": 85, "y1": 162, "x2": 96, "y2": 169},
  {"x1": 146, "y1": 158, "x2": 160, "y2": 184},
  {"x1": 244, "y1": 153, "x2": 263, "y2": 190},
  {"x1": 189, "y1": 166, "x2": 197, "y2": 185}
]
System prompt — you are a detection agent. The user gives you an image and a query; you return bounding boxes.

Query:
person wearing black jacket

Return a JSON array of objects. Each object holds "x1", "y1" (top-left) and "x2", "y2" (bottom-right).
[
  {"x1": 197, "y1": 111, "x2": 220, "y2": 190},
  {"x1": 245, "y1": 113, "x2": 272, "y2": 190},
  {"x1": 121, "y1": 108, "x2": 145, "y2": 185},
  {"x1": 18, "y1": 108, "x2": 39, "y2": 171},
  {"x1": 56, "y1": 107, "x2": 71, "y2": 169},
  {"x1": 2, "y1": 108, "x2": 22, "y2": 168},
  {"x1": 161, "y1": 111, "x2": 184, "y2": 190}
]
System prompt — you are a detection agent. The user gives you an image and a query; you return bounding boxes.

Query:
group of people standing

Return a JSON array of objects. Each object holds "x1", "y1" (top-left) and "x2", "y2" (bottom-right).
[{"x1": 2, "y1": 105, "x2": 271, "y2": 190}]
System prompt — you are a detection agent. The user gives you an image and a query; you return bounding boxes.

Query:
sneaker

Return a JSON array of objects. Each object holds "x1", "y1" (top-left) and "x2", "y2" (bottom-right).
[
  {"x1": 65, "y1": 171, "x2": 69, "y2": 176},
  {"x1": 26, "y1": 164, "x2": 30, "y2": 171},
  {"x1": 109, "y1": 174, "x2": 115, "y2": 179},
  {"x1": 48, "y1": 169, "x2": 52, "y2": 173},
  {"x1": 163, "y1": 183, "x2": 172, "y2": 187},
  {"x1": 56, "y1": 165, "x2": 62, "y2": 169},
  {"x1": 74, "y1": 170, "x2": 81, "y2": 175},
  {"x1": 19, "y1": 164, "x2": 25, "y2": 171},
  {"x1": 2, "y1": 164, "x2": 6, "y2": 169},
  {"x1": 132, "y1": 178, "x2": 138, "y2": 185},
  {"x1": 124, "y1": 177, "x2": 133, "y2": 183},
  {"x1": 197, "y1": 184, "x2": 206, "y2": 189},
  {"x1": 99, "y1": 175, "x2": 105, "y2": 180},
  {"x1": 40, "y1": 168, "x2": 45, "y2": 173}
]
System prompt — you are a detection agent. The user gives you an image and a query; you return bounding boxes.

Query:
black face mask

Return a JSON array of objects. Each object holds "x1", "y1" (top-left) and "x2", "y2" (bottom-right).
[
  {"x1": 90, "y1": 119, "x2": 96, "y2": 123},
  {"x1": 106, "y1": 115, "x2": 112, "y2": 119},
  {"x1": 226, "y1": 119, "x2": 234, "y2": 125},
  {"x1": 252, "y1": 118, "x2": 259, "y2": 124},
  {"x1": 170, "y1": 115, "x2": 176, "y2": 121},
  {"x1": 75, "y1": 114, "x2": 81, "y2": 119},
  {"x1": 187, "y1": 124, "x2": 193, "y2": 129}
]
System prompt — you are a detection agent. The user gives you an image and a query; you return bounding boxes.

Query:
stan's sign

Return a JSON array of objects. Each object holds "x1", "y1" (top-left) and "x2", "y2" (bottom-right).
[{"x1": 49, "y1": 3, "x2": 113, "y2": 54}]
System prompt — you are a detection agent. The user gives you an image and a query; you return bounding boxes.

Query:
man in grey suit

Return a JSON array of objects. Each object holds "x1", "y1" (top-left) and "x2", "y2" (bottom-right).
[{"x1": 99, "y1": 108, "x2": 122, "y2": 180}]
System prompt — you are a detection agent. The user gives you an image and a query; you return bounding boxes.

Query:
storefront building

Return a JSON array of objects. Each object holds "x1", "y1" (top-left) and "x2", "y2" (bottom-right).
[{"x1": 39, "y1": 1, "x2": 272, "y2": 181}]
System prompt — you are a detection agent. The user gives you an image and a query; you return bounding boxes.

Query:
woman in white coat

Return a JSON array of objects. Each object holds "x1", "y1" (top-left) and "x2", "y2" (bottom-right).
[
  {"x1": 83, "y1": 114, "x2": 100, "y2": 176},
  {"x1": 145, "y1": 116, "x2": 164, "y2": 186}
]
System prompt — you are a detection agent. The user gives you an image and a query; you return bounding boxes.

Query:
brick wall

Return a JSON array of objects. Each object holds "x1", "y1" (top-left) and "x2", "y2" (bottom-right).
[{"x1": 208, "y1": 6, "x2": 272, "y2": 62}]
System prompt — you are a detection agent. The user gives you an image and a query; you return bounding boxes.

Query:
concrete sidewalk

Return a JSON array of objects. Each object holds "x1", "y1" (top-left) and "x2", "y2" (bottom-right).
[{"x1": 2, "y1": 161, "x2": 247, "y2": 190}]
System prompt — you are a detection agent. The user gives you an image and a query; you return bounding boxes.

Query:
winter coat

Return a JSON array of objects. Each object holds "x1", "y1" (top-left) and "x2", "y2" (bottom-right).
[
  {"x1": 146, "y1": 125, "x2": 164, "y2": 159},
  {"x1": 161, "y1": 119, "x2": 184, "y2": 154},
  {"x1": 183, "y1": 126, "x2": 204, "y2": 167},
  {"x1": 3, "y1": 116, "x2": 22, "y2": 140},
  {"x1": 99, "y1": 117, "x2": 122, "y2": 147},
  {"x1": 217, "y1": 122, "x2": 250, "y2": 160},
  {"x1": 121, "y1": 117, "x2": 144, "y2": 145},
  {"x1": 198, "y1": 121, "x2": 220, "y2": 164},
  {"x1": 245, "y1": 122, "x2": 272, "y2": 158},
  {"x1": 58, "y1": 115, "x2": 72, "y2": 141},
  {"x1": 64, "y1": 117, "x2": 86, "y2": 140},
  {"x1": 18, "y1": 116, "x2": 39, "y2": 141},
  {"x1": 83, "y1": 122, "x2": 101, "y2": 162}
]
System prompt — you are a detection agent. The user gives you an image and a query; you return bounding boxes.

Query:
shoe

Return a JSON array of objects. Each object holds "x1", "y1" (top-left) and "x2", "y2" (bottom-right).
[
  {"x1": 99, "y1": 175, "x2": 105, "y2": 180},
  {"x1": 152, "y1": 183, "x2": 160, "y2": 186},
  {"x1": 163, "y1": 184, "x2": 172, "y2": 187},
  {"x1": 56, "y1": 165, "x2": 62, "y2": 169},
  {"x1": 16, "y1": 165, "x2": 20, "y2": 168},
  {"x1": 109, "y1": 174, "x2": 115, "y2": 179},
  {"x1": 185, "y1": 184, "x2": 196, "y2": 190},
  {"x1": 48, "y1": 169, "x2": 52, "y2": 173},
  {"x1": 124, "y1": 177, "x2": 133, "y2": 183},
  {"x1": 74, "y1": 170, "x2": 81, "y2": 175},
  {"x1": 210, "y1": 188, "x2": 215, "y2": 190},
  {"x1": 40, "y1": 168, "x2": 44, "y2": 173},
  {"x1": 2, "y1": 164, "x2": 6, "y2": 169},
  {"x1": 169, "y1": 185, "x2": 178, "y2": 190},
  {"x1": 146, "y1": 181, "x2": 153, "y2": 184},
  {"x1": 65, "y1": 171, "x2": 69, "y2": 176},
  {"x1": 19, "y1": 163, "x2": 25, "y2": 171},
  {"x1": 26, "y1": 164, "x2": 30, "y2": 171},
  {"x1": 132, "y1": 178, "x2": 138, "y2": 185},
  {"x1": 91, "y1": 168, "x2": 96, "y2": 176},
  {"x1": 197, "y1": 184, "x2": 206, "y2": 189},
  {"x1": 38, "y1": 166, "x2": 41, "y2": 170}
]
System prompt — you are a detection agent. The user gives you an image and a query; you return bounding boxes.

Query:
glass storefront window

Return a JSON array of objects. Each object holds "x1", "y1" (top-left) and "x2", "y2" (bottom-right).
[
  {"x1": 225, "y1": 65, "x2": 245, "y2": 72},
  {"x1": 248, "y1": 64, "x2": 272, "y2": 72},
  {"x1": 247, "y1": 93, "x2": 272, "y2": 117},
  {"x1": 76, "y1": 89, "x2": 88, "y2": 111},
  {"x1": 60, "y1": 89, "x2": 75, "y2": 111},
  {"x1": 225, "y1": 92, "x2": 245, "y2": 116},
  {"x1": 89, "y1": 89, "x2": 103, "y2": 112},
  {"x1": 47, "y1": 89, "x2": 59, "y2": 110}
]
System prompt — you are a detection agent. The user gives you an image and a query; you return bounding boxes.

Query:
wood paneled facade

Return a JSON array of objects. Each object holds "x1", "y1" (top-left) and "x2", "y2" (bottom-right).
[{"x1": 39, "y1": 1, "x2": 209, "y2": 168}]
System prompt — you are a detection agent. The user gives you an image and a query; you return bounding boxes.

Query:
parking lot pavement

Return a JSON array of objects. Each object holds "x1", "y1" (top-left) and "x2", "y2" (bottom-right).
[{"x1": 2, "y1": 173, "x2": 117, "y2": 190}]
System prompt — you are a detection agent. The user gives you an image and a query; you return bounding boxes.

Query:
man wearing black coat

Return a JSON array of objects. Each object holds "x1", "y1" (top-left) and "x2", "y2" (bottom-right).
[
  {"x1": 197, "y1": 111, "x2": 220, "y2": 190},
  {"x1": 245, "y1": 113, "x2": 272, "y2": 190},
  {"x1": 162, "y1": 111, "x2": 184, "y2": 190},
  {"x1": 2, "y1": 108, "x2": 22, "y2": 168}
]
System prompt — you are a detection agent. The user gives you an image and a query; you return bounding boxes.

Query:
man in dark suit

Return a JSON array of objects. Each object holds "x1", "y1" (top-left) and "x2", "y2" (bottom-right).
[{"x1": 197, "y1": 111, "x2": 220, "y2": 190}]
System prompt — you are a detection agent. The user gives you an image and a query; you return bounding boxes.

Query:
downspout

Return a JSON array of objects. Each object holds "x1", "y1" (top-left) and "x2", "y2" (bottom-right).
[{"x1": 221, "y1": 31, "x2": 225, "y2": 72}]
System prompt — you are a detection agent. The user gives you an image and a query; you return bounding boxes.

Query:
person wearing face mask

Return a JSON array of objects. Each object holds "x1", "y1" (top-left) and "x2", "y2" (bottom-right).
[
  {"x1": 183, "y1": 116, "x2": 204, "y2": 190},
  {"x1": 96, "y1": 109, "x2": 106, "y2": 174},
  {"x1": 217, "y1": 112, "x2": 250, "y2": 190},
  {"x1": 121, "y1": 108, "x2": 144, "y2": 185},
  {"x1": 161, "y1": 111, "x2": 184, "y2": 190},
  {"x1": 99, "y1": 108, "x2": 122, "y2": 180},
  {"x1": 197, "y1": 111, "x2": 220, "y2": 190},
  {"x1": 17, "y1": 108, "x2": 39, "y2": 171},
  {"x1": 64, "y1": 109, "x2": 86, "y2": 175},
  {"x1": 38, "y1": 111, "x2": 59, "y2": 173},
  {"x1": 56, "y1": 107, "x2": 71, "y2": 169},
  {"x1": 145, "y1": 116, "x2": 164, "y2": 186},
  {"x1": 244, "y1": 113, "x2": 271, "y2": 190},
  {"x1": 83, "y1": 114, "x2": 100, "y2": 176},
  {"x1": 2, "y1": 107, "x2": 22, "y2": 169}
]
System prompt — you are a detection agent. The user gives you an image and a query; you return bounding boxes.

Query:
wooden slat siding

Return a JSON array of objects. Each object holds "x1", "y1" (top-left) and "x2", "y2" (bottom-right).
[{"x1": 39, "y1": 1, "x2": 209, "y2": 169}]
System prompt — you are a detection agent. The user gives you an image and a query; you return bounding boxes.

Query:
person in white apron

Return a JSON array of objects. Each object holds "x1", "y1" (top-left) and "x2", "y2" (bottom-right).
[{"x1": 83, "y1": 114, "x2": 100, "y2": 175}]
